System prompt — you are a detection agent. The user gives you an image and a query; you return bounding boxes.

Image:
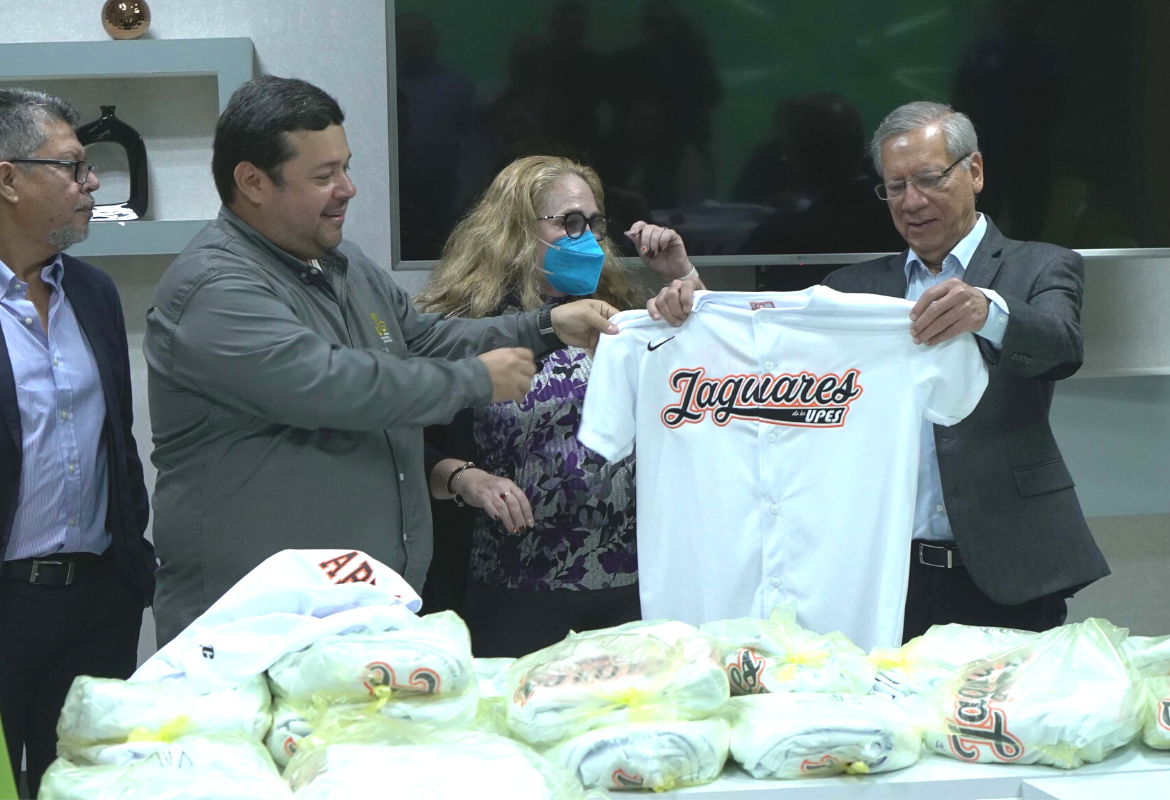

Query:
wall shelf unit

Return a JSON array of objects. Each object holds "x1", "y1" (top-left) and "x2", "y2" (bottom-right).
[{"x1": 0, "y1": 38, "x2": 254, "y2": 258}]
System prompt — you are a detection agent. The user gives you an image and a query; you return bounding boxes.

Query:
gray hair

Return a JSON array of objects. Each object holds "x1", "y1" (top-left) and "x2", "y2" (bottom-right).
[
  {"x1": 869, "y1": 101, "x2": 978, "y2": 176},
  {"x1": 0, "y1": 88, "x2": 80, "y2": 164}
]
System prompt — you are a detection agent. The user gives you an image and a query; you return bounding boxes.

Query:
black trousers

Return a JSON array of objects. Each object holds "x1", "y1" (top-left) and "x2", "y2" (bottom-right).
[
  {"x1": 902, "y1": 541, "x2": 1068, "y2": 644},
  {"x1": 461, "y1": 581, "x2": 642, "y2": 658},
  {"x1": 0, "y1": 555, "x2": 142, "y2": 798}
]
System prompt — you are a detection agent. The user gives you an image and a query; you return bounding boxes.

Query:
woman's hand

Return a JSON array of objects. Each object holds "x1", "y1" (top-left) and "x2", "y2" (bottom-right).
[
  {"x1": 626, "y1": 221, "x2": 696, "y2": 283},
  {"x1": 454, "y1": 468, "x2": 535, "y2": 533}
]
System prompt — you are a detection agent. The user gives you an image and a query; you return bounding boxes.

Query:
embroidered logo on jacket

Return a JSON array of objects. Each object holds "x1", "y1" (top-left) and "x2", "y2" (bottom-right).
[
  {"x1": 661, "y1": 368, "x2": 863, "y2": 428},
  {"x1": 370, "y1": 312, "x2": 393, "y2": 350}
]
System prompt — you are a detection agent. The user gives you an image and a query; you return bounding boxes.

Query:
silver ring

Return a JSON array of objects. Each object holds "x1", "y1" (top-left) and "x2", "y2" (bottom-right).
[{"x1": 501, "y1": 491, "x2": 511, "y2": 498}]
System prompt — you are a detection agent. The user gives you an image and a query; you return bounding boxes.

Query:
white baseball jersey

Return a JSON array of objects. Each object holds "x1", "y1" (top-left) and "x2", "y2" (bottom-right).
[
  {"x1": 578, "y1": 287, "x2": 988, "y2": 649},
  {"x1": 133, "y1": 548, "x2": 422, "y2": 692}
]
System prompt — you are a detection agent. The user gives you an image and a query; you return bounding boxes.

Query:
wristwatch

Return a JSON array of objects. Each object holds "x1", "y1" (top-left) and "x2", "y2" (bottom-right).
[{"x1": 538, "y1": 304, "x2": 562, "y2": 350}]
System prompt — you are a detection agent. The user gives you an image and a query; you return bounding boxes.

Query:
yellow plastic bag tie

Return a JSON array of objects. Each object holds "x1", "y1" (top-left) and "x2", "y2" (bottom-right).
[
  {"x1": 367, "y1": 684, "x2": 395, "y2": 712},
  {"x1": 845, "y1": 761, "x2": 870, "y2": 775},
  {"x1": 125, "y1": 715, "x2": 190, "y2": 743},
  {"x1": 868, "y1": 647, "x2": 905, "y2": 671},
  {"x1": 594, "y1": 687, "x2": 672, "y2": 724},
  {"x1": 774, "y1": 648, "x2": 830, "y2": 682}
]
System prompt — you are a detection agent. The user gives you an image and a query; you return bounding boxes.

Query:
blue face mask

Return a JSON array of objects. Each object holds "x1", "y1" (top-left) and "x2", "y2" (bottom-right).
[{"x1": 539, "y1": 233, "x2": 606, "y2": 296}]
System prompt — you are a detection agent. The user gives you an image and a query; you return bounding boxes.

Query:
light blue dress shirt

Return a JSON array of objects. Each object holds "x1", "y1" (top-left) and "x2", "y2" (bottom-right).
[
  {"x1": 904, "y1": 213, "x2": 1009, "y2": 543},
  {"x1": 0, "y1": 255, "x2": 111, "y2": 560}
]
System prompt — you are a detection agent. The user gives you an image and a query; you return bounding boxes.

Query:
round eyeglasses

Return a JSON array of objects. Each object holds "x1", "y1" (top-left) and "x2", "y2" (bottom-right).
[{"x1": 537, "y1": 211, "x2": 608, "y2": 240}]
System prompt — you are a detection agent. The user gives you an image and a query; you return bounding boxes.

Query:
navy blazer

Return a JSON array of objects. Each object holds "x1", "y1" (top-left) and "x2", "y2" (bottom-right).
[
  {"x1": 0, "y1": 253, "x2": 155, "y2": 601},
  {"x1": 824, "y1": 217, "x2": 1109, "y2": 604}
]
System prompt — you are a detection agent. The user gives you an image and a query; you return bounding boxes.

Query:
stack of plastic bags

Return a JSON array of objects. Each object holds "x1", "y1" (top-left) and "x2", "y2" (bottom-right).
[
  {"x1": 701, "y1": 604, "x2": 875, "y2": 696},
  {"x1": 282, "y1": 709, "x2": 603, "y2": 800},
  {"x1": 918, "y1": 618, "x2": 1145, "y2": 769},
  {"x1": 869, "y1": 623, "x2": 1039, "y2": 700},
  {"x1": 264, "y1": 610, "x2": 478, "y2": 766},
  {"x1": 725, "y1": 693, "x2": 922, "y2": 779},
  {"x1": 506, "y1": 620, "x2": 731, "y2": 791},
  {"x1": 40, "y1": 733, "x2": 291, "y2": 800},
  {"x1": 42, "y1": 674, "x2": 285, "y2": 800}
]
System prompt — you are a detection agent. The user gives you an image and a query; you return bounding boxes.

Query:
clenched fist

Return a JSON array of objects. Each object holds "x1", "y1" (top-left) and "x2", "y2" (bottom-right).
[{"x1": 478, "y1": 347, "x2": 537, "y2": 403}]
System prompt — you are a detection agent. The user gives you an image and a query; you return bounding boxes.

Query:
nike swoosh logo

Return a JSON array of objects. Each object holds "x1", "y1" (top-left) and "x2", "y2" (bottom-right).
[{"x1": 647, "y1": 336, "x2": 675, "y2": 352}]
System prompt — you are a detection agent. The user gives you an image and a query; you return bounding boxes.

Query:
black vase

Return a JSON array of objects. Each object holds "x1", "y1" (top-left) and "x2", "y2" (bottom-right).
[{"x1": 76, "y1": 105, "x2": 148, "y2": 221}]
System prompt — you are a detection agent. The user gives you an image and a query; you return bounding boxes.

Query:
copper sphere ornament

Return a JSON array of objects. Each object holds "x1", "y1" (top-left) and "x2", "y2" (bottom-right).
[{"x1": 101, "y1": 0, "x2": 151, "y2": 40}]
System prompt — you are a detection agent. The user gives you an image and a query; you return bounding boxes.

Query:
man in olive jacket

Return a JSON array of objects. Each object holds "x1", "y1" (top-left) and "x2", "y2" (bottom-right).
[{"x1": 145, "y1": 77, "x2": 617, "y2": 645}]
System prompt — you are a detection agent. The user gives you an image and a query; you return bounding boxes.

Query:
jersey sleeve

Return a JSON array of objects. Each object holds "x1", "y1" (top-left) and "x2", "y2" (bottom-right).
[
  {"x1": 916, "y1": 333, "x2": 990, "y2": 426},
  {"x1": 577, "y1": 320, "x2": 644, "y2": 462}
]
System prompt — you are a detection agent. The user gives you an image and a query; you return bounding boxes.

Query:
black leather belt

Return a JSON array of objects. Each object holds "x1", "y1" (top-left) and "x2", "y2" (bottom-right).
[
  {"x1": 915, "y1": 540, "x2": 964, "y2": 569},
  {"x1": 1, "y1": 551, "x2": 110, "y2": 586}
]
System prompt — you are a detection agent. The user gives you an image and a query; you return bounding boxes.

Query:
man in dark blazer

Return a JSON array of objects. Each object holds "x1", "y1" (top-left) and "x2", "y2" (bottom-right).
[
  {"x1": 647, "y1": 100, "x2": 1109, "y2": 643},
  {"x1": 820, "y1": 101, "x2": 1108, "y2": 641},
  {"x1": 0, "y1": 89, "x2": 155, "y2": 796}
]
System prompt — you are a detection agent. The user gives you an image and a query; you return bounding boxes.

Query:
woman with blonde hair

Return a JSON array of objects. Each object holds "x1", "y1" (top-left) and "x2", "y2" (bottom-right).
[{"x1": 418, "y1": 154, "x2": 697, "y2": 657}]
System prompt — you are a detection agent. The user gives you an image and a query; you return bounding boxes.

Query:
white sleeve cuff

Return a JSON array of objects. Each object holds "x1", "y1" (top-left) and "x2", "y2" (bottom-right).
[{"x1": 975, "y1": 288, "x2": 1009, "y2": 350}]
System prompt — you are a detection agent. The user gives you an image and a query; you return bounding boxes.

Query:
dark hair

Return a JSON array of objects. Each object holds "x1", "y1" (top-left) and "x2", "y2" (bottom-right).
[
  {"x1": 212, "y1": 76, "x2": 345, "y2": 205},
  {"x1": 0, "y1": 88, "x2": 79, "y2": 163}
]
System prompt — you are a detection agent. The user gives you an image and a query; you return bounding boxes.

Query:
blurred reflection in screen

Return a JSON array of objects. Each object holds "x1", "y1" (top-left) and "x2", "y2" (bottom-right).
[{"x1": 394, "y1": 0, "x2": 1170, "y2": 261}]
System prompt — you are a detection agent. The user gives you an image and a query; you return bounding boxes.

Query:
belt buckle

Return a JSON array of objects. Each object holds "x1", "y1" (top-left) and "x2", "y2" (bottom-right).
[
  {"x1": 29, "y1": 559, "x2": 74, "y2": 585},
  {"x1": 917, "y1": 542, "x2": 953, "y2": 569}
]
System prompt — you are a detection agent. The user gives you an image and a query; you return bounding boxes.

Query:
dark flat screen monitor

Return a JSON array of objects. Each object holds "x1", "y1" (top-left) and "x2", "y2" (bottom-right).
[{"x1": 392, "y1": 0, "x2": 1170, "y2": 264}]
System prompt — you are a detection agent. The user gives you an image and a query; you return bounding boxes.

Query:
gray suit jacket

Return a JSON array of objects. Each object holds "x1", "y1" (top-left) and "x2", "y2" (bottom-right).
[{"x1": 823, "y1": 217, "x2": 1109, "y2": 604}]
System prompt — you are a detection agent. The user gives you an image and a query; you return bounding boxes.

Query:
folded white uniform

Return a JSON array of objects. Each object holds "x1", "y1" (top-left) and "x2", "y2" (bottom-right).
[
  {"x1": 285, "y1": 730, "x2": 597, "y2": 800},
  {"x1": 1122, "y1": 634, "x2": 1170, "y2": 677},
  {"x1": 38, "y1": 734, "x2": 291, "y2": 800},
  {"x1": 474, "y1": 658, "x2": 517, "y2": 699},
  {"x1": 871, "y1": 623, "x2": 1038, "y2": 699},
  {"x1": 1143, "y1": 676, "x2": 1170, "y2": 750},
  {"x1": 546, "y1": 718, "x2": 729, "y2": 791},
  {"x1": 727, "y1": 693, "x2": 920, "y2": 779},
  {"x1": 267, "y1": 610, "x2": 473, "y2": 702},
  {"x1": 505, "y1": 621, "x2": 729, "y2": 747},
  {"x1": 701, "y1": 605, "x2": 873, "y2": 696},
  {"x1": 920, "y1": 618, "x2": 1145, "y2": 769},
  {"x1": 265, "y1": 686, "x2": 479, "y2": 767},
  {"x1": 56, "y1": 674, "x2": 271, "y2": 763},
  {"x1": 133, "y1": 549, "x2": 421, "y2": 693}
]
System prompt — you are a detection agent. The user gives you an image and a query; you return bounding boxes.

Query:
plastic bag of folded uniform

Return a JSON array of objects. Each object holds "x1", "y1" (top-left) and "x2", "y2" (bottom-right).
[
  {"x1": 919, "y1": 618, "x2": 1145, "y2": 769},
  {"x1": 265, "y1": 683, "x2": 479, "y2": 767},
  {"x1": 38, "y1": 733, "x2": 291, "y2": 800},
  {"x1": 1122, "y1": 634, "x2": 1170, "y2": 678},
  {"x1": 700, "y1": 605, "x2": 874, "y2": 696},
  {"x1": 545, "y1": 718, "x2": 729, "y2": 791},
  {"x1": 1143, "y1": 676, "x2": 1170, "y2": 750},
  {"x1": 55, "y1": 673, "x2": 272, "y2": 764},
  {"x1": 725, "y1": 693, "x2": 920, "y2": 779},
  {"x1": 869, "y1": 624, "x2": 1039, "y2": 700},
  {"x1": 505, "y1": 622, "x2": 729, "y2": 747},
  {"x1": 267, "y1": 610, "x2": 473, "y2": 704},
  {"x1": 283, "y1": 711, "x2": 603, "y2": 800}
]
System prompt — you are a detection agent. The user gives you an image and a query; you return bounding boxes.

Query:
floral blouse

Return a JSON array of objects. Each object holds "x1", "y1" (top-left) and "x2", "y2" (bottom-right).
[{"x1": 469, "y1": 332, "x2": 638, "y2": 592}]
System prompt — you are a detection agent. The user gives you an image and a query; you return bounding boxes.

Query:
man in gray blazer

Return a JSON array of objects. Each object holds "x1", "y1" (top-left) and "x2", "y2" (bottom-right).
[
  {"x1": 821, "y1": 101, "x2": 1108, "y2": 641},
  {"x1": 649, "y1": 100, "x2": 1109, "y2": 642}
]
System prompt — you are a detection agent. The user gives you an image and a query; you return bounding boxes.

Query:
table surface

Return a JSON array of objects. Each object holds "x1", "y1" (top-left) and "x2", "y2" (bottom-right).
[{"x1": 666, "y1": 743, "x2": 1170, "y2": 800}]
